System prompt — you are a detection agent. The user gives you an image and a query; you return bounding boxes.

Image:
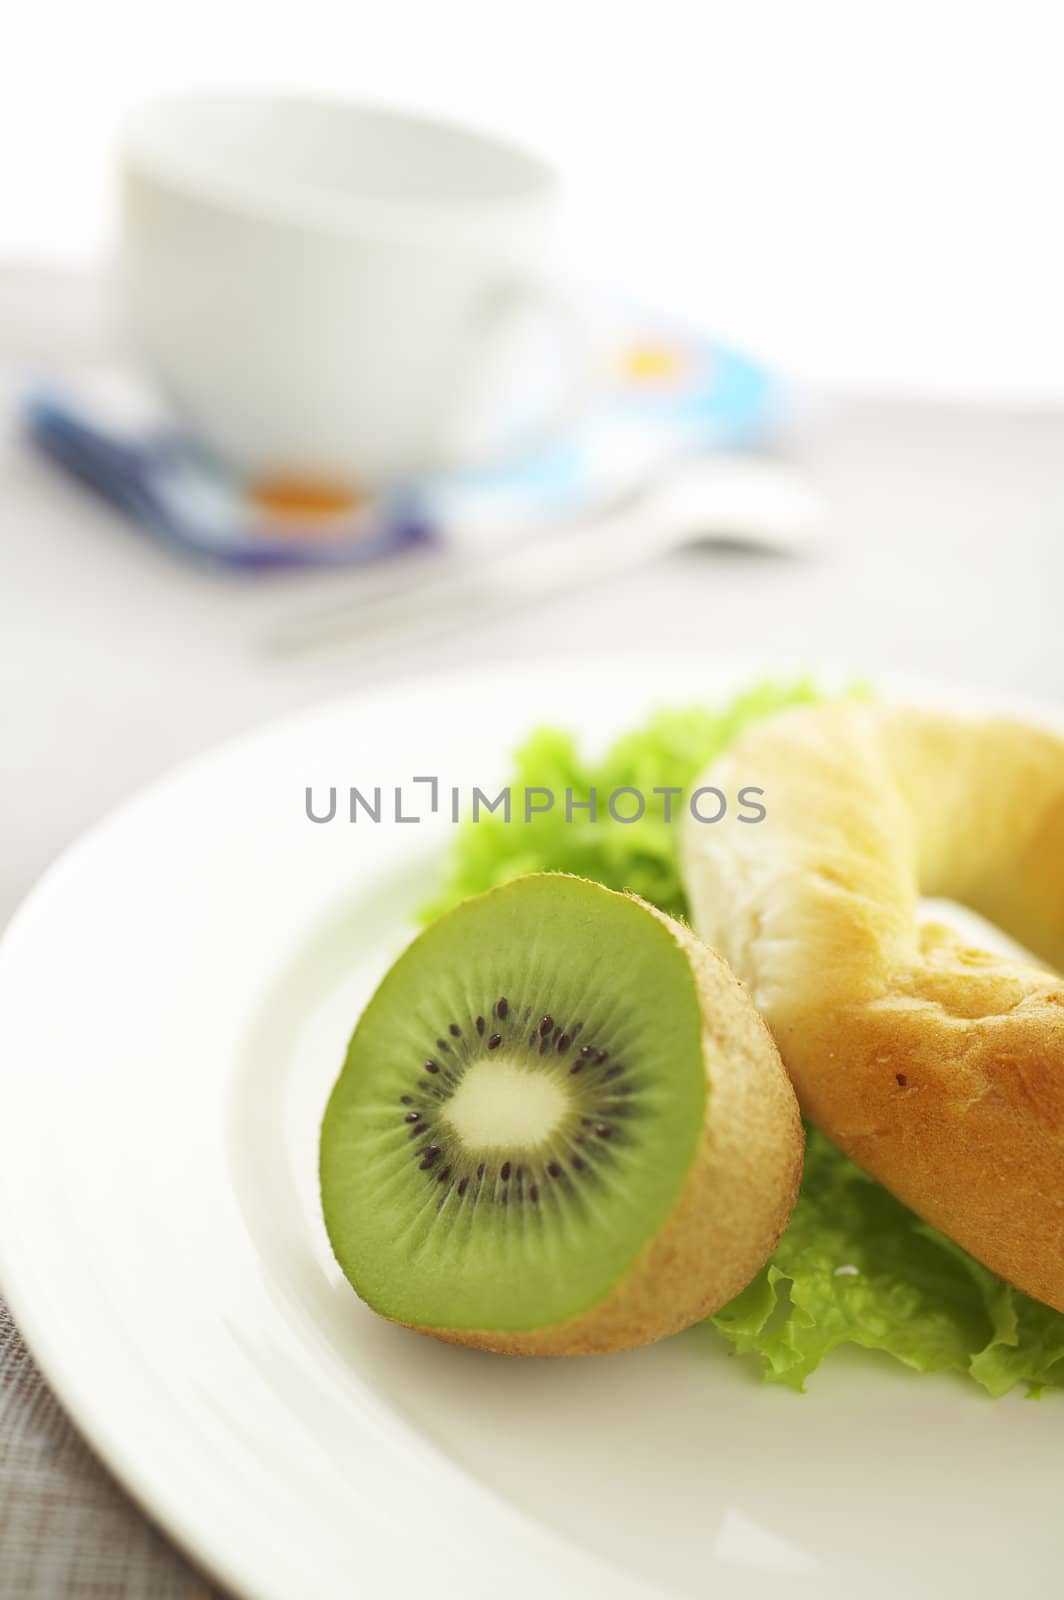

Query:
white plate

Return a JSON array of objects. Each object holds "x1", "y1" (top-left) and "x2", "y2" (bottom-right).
[{"x1": 1, "y1": 655, "x2": 1061, "y2": 1600}]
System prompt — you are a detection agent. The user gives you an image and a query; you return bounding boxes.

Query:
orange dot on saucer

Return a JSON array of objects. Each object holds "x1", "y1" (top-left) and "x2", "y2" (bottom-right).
[
  {"x1": 250, "y1": 477, "x2": 367, "y2": 533},
  {"x1": 620, "y1": 343, "x2": 688, "y2": 383}
]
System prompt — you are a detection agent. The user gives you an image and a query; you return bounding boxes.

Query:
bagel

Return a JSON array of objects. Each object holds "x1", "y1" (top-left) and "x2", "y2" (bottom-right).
[{"x1": 682, "y1": 703, "x2": 1064, "y2": 1312}]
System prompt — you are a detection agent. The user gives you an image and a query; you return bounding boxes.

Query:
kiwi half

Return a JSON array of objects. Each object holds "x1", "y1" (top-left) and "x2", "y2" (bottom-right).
[{"x1": 320, "y1": 873, "x2": 802, "y2": 1355}]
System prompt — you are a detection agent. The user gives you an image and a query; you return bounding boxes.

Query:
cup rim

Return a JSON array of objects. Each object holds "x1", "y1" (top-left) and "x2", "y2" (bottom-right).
[{"x1": 119, "y1": 91, "x2": 558, "y2": 236}]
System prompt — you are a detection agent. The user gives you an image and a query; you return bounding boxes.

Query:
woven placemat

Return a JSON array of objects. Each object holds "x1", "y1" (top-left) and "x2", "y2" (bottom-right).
[{"x1": 0, "y1": 1301, "x2": 222, "y2": 1598}]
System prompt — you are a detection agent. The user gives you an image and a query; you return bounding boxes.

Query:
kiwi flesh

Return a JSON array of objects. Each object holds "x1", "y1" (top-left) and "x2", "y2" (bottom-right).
[{"x1": 319, "y1": 873, "x2": 802, "y2": 1355}]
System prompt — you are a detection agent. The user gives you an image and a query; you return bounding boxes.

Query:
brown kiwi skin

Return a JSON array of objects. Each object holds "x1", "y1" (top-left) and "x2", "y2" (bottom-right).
[{"x1": 391, "y1": 897, "x2": 804, "y2": 1357}]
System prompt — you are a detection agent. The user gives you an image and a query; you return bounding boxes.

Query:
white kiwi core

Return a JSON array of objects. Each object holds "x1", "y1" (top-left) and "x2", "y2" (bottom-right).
[{"x1": 442, "y1": 1057, "x2": 569, "y2": 1151}]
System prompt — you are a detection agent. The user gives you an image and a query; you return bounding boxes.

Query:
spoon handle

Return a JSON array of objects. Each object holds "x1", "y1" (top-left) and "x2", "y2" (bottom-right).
[{"x1": 265, "y1": 457, "x2": 819, "y2": 661}]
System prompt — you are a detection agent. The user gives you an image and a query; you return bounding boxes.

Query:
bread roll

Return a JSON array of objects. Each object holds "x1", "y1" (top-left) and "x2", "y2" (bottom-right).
[{"x1": 682, "y1": 704, "x2": 1064, "y2": 1311}]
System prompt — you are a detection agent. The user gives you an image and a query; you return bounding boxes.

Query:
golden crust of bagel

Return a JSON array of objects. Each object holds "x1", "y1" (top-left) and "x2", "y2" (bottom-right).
[
  {"x1": 411, "y1": 904, "x2": 803, "y2": 1356},
  {"x1": 682, "y1": 704, "x2": 1064, "y2": 1312}
]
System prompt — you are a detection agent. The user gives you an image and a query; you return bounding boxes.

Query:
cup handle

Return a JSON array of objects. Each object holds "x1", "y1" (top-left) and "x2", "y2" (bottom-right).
[{"x1": 435, "y1": 276, "x2": 596, "y2": 471}]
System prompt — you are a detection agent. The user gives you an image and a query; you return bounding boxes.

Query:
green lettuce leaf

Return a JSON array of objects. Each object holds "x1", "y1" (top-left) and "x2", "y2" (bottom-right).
[
  {"x1": 422, "y1": 681, "x2": 1064, "y2": 1397},
  {"x1": 709, "y1": 1129, "x2": 1064, "y2": 1396}
]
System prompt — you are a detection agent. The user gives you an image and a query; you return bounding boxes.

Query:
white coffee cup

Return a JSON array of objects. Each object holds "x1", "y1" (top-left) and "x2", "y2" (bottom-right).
[{"x1": 119, "y1": 94, "x2": 586, "y2": 488}]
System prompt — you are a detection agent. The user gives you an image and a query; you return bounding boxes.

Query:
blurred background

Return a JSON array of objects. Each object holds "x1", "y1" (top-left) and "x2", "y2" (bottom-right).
[
  {"x1": 2, "y1": 7, "x2": 1064, "y2": 1589},
  {"x1": 6, "y1": 0, "x2": 1064, "y2": 397}
]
